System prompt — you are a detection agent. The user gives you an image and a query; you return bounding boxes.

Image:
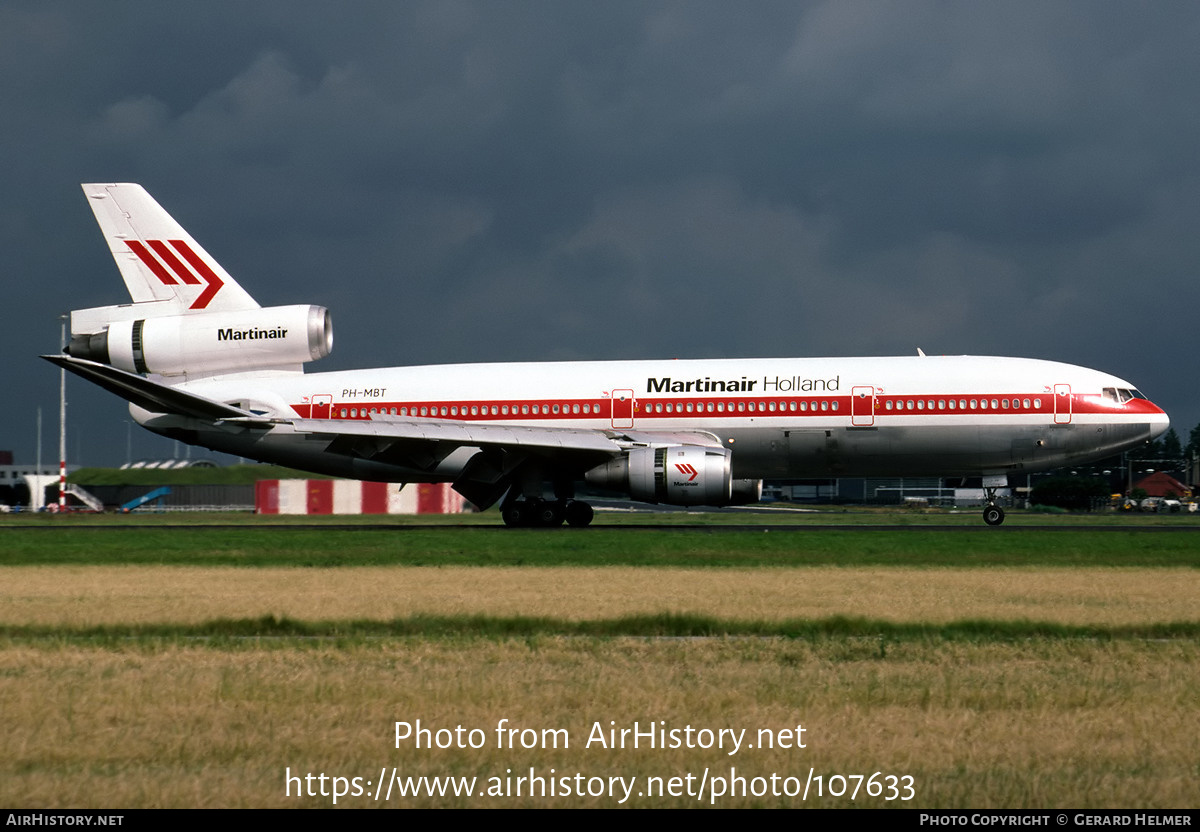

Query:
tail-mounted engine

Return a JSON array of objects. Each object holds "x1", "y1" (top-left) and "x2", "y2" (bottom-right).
[
  {"x1": 66, "y1": 304, "x2": 332, "y2": 377},
  {"x1": 584, "y1": 445, "x2": 762, "y2": 507}
]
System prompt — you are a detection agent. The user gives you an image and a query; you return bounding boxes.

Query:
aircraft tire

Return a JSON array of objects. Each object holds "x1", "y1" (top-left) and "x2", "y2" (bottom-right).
[
  {"x1": 564, "y1": 500, "x2": 594, "y2": 528},
  {"x1": 533, "y1": 499, "x2": 565, "y2": 527},
  {"x1": 502, "y1": 503, "x2": 528, "y2": 527},
  {"x1": 983, "y1": 505, "x2": 1005, "y2": 526}
]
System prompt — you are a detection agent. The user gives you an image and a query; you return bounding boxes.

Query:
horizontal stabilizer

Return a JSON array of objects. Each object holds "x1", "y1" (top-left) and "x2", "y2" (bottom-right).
[{"x1": 42, "y1": 354, "x2": 253, "y2": 421}]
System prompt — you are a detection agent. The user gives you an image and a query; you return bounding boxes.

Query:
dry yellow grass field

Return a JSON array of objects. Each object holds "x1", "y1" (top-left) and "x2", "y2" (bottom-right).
[
  {"x1": 2, "y1": 565, "x2": 1198, "y2": 627},
  {"x1": 1, "y1": 562, "x2": 1198, "y2": 807},
  {"x1": 2, "y1": 638, "x2": 1196, "y2": 808}
]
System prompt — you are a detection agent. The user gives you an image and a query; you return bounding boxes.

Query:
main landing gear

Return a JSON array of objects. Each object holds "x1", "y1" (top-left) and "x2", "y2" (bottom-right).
[
  {"x1": 501, "y1": 497, "x2": 595, "y2": 528},
  {"x1": 982, "y1": 487, "x2": 1005, "y2": 526}
]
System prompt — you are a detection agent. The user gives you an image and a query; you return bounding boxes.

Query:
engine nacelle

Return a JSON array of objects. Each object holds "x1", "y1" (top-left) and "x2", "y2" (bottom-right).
[
  {"x1": 67, "y1": 304, "x2": 332, "y2": 377},
  {"x1": 585, "y1": 445, "x2": 761, "y2": 507}
]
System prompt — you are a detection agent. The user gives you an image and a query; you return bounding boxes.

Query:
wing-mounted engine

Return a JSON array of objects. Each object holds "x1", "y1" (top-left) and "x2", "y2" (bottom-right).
[
  {"x1": 66, "y1": 304, "x2": 332, "y2": 378},
  {"x1": 584, "y1": 445, "x2": 762, "y2": 507}
]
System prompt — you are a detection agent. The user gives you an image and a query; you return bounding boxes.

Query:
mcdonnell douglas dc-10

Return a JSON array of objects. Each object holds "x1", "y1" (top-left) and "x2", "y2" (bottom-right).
[{"x1": 46, "y1": 183, "x2": 1169, "y2": 526}]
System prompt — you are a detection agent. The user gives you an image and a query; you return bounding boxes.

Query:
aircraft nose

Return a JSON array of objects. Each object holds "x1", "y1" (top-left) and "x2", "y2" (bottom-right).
[{"x1": 1148, "y1": 403, "x2": 1170, "y2": 440}]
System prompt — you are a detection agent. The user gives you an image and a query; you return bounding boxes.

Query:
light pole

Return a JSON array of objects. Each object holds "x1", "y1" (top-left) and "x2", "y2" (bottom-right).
[{"x1": 58, "y1": 315, "x2": 67, "y2": 512}]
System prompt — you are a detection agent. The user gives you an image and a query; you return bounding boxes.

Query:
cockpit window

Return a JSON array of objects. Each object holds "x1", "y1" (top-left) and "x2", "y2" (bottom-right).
[{"x1": 1104, "y1": 388, "x2": 1144, "y2": 404}]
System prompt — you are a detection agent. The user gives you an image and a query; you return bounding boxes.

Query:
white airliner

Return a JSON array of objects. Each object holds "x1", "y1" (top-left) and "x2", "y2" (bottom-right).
[{"x1": 46, "y1": 183, "x2": 1169, "y2": 526}]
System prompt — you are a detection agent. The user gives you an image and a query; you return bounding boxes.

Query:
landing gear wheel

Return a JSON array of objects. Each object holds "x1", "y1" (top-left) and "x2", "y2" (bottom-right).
[
  {"x1": 502, "y1": 499, "x2": 567, "y2": 528},
  {"x1": 564, "y1": 500, "x2": 594, "y2": 528},
  {"x1": 531, "y1": 499, "x2": 565, "y2": 528},
  {"x1": 983, "y1": 504, "x2": 1005, "y2": 526},
  {"x1": 502, "y1": 503, "x2": 528, "y2": 527}
]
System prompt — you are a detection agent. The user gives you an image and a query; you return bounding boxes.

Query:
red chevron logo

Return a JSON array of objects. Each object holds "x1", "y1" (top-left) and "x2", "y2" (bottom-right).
[
  {"x1": 674, "y1": 463, "x2": 698, "y2": 481},
  {"x1": 126, "y1": 239, "x2": 224, "y2": 309}
]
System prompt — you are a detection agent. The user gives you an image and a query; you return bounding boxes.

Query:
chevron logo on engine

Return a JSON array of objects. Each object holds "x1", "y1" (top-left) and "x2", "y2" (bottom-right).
[{"x1": 674, "y1": 463, "x2": 699, "y2": 482}]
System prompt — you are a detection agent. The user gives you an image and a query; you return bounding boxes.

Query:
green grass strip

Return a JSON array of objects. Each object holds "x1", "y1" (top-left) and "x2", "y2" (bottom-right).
[
  {"x1": 2, "y1": 527, "x2": 1199, "y2": 567},
  {"x1": 4, "y1": 614, "x2": 1199, "y2": 643}
]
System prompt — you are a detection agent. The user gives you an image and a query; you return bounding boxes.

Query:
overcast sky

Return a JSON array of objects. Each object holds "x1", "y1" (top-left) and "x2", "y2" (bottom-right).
[{"x1": 2, "y1": 1, "x2": 1197, "y2": 469}]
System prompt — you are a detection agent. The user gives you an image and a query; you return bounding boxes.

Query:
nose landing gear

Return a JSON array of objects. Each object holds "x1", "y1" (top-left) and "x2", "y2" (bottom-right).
[{"x1": 982, "y1": 486, "x2": 1006, "y2": 526}]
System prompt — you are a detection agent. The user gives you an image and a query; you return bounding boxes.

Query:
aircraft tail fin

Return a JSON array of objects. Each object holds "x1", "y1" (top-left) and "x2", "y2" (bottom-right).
[
  {"x1": 66, "y1": 185, "x2": 332, "y2": 380},
  {"x1": 81, "y1": 183, "x2": 259, "y2": 315}
]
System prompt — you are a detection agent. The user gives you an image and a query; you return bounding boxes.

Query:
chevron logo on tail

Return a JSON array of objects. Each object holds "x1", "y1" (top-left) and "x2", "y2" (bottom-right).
[{"x1": 126, "y1": 239, "x2": 225, "y2": 309}]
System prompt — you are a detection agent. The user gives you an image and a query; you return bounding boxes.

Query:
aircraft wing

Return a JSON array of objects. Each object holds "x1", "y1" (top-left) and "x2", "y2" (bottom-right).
[
  {"x1": 47, "y1": 353, "x2": 725, "y2": 507},
  {"x1": 287, "y1": 416, "x2": 721, "y2": 453},
  {"x1": 289, "y1": 415, "x2": 623, "y2": 454},
  {"x1": 283, "y1": 417, "x2": 722, "y2": 509}
]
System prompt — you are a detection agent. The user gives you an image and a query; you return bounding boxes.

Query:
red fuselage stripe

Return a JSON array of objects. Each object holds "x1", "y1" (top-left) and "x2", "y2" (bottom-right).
[{"x1": 293, "y1": 392, "x2": 1160, "y2": 421}]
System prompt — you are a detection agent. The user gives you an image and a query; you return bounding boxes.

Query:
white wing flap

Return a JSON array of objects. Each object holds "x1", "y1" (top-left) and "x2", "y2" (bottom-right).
[{"x1": 289, "y1": 415, "x2": 623, "y2": 455}]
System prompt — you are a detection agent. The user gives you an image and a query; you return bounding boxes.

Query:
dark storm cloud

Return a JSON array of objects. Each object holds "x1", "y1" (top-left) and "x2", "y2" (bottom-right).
[{"x1": 2, "y1": 1, "x2": 1197, "y2": 466}]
